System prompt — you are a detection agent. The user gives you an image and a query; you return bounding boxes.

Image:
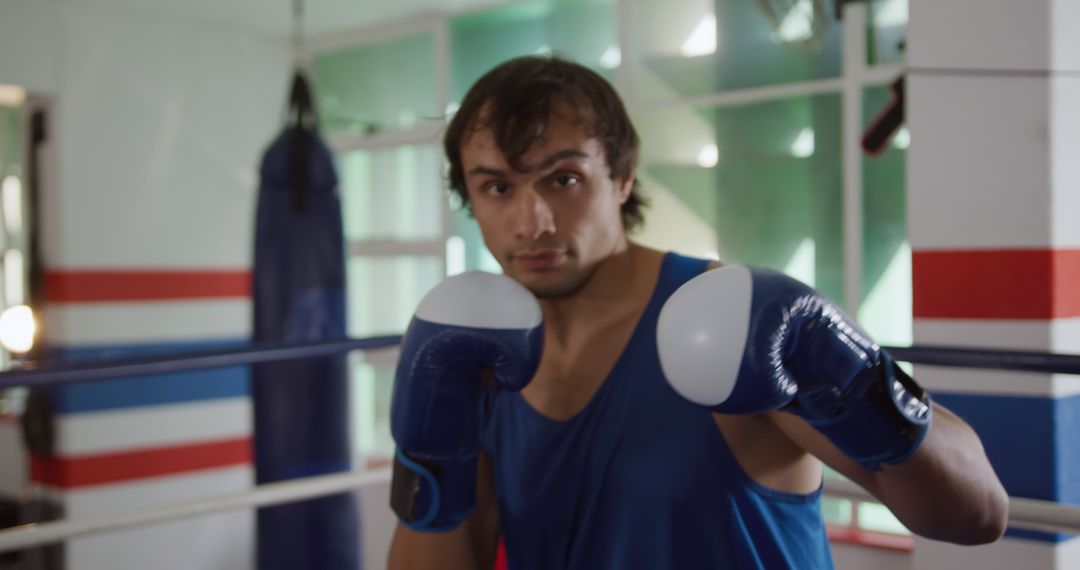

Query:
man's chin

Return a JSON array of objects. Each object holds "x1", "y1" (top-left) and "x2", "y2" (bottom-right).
[{"x1": 514, "y1": 269, "x2": 590, "y2": 300}]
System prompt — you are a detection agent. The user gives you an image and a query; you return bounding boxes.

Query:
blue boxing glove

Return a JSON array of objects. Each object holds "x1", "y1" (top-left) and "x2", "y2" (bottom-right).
[
  {"x1": 390, "y1": 271, "x2": 542, "y2": 531},
  {"x1": 657, "y1": 265, "x2": 931, "y2": 471}
]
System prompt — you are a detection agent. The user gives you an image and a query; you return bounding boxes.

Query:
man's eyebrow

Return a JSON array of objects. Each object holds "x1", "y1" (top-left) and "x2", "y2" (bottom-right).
[
  {"x1": 466, "y1": 149, "x2": 589, "y2": 178},
  {"x1": 535, "y1": 149, "x2": 589, "y2": 171},
  {"x1": 467, "y1": 165, "x2": 506, "y2": 178}
]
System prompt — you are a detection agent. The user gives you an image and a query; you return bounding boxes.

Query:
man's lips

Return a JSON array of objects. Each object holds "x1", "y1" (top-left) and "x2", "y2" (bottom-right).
[{"x1": 513, "y1": 249, "x2": 567, "y2": 270}]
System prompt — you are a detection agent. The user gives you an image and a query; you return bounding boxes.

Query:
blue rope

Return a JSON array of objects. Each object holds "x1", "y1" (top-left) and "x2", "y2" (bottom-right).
[
  {"x1": 1, "y1": 336, "x2": 1078, "y2": 392},
  {"x1": 0, "y1": 335, "x2": 403, "y2": 390},
  {"x1": 884, "y1": 345, "x2": 1080, "y2": 376}
]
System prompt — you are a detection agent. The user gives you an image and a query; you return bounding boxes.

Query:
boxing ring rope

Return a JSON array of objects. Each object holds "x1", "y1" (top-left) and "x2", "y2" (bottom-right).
[
  {"x1": 0, "y1": 470, "x2": 391, "y2": 554},
  {"x1": 0, "y1": 335, "x2": 403, "y2": 388},
  {"x1": 0, "y1": 337, "x2": 1079, "y2": 553},
  {"x1": 823, "y1": 477, "x2": 1080, "y2": 537}
]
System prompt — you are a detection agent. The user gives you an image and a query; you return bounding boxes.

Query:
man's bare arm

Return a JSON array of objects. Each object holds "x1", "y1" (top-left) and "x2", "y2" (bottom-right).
[{"x1": 770, "y1": 403, "x2": 1008, "y2": 545}]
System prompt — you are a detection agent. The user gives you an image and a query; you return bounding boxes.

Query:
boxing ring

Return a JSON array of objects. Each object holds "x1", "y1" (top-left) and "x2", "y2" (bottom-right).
[{"x1": 0, "y1": 336, "x2": 1078, "y2": 554}]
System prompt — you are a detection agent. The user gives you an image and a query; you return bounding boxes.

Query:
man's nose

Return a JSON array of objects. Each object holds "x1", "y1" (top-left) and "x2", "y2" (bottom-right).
[{"x1": 513, "y1": 189, "x2": 555, "y2": 241}]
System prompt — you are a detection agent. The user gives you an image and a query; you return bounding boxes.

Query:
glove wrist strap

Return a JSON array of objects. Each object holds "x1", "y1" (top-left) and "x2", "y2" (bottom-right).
[{"x1": 390, "y1": 450, "x2": 477, "y2": 532}]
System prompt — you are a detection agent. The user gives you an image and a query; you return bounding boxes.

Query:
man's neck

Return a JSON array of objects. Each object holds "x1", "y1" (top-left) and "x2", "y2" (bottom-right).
[{"x1": 538, "y1": 241, "x2": 650, "y2": 343}]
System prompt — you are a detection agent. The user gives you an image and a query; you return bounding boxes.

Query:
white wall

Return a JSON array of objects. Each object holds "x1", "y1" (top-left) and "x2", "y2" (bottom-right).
[
  {"x1": 0, "y1": 418, "x2": 23, "y2": 496},
  {"x1": 0, "y1": 2, "x2": 291, "y2": 569},
  {"x1": 45, "y1": 2, "x2": 289, "y2": 268},
  {"x1": 833, "y1": 543, "x2": 911, "y2": 570},
  {"x1": 359, "y1": 474, "x2": 395, "y2": 570}
]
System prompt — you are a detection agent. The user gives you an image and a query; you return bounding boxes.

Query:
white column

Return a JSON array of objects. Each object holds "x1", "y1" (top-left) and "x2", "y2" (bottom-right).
[{"x1": 907, "y1": 0, "x2": 1080, "y2": 568}]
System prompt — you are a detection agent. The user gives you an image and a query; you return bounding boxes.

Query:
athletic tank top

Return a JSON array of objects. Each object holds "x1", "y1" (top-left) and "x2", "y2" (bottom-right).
[{"x1": 484, "y1": 252, "x2": 834, "y2": 569}]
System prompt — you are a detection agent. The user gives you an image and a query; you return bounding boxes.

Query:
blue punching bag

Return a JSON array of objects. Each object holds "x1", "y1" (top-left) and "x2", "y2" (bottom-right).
[{"x1": 252, "y1": 71, "x2": 359, "y2": 569}]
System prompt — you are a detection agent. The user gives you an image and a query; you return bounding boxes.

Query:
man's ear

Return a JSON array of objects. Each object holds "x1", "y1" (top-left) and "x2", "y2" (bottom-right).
[{"x1": 616, "y1": 173, "x2": 635, "y2": 205}]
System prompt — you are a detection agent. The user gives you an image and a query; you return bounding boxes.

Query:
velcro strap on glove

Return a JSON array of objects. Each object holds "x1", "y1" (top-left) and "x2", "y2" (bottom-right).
[{"x1": 390, "y1": 450, "x2": 477, "y2": 532}]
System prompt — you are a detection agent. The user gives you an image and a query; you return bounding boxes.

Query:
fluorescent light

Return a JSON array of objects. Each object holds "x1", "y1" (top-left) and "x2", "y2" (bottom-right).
[
  {"x1": 784, "y1": 238, "x2": 816, "y2": 287},
  {"x1": 893, "y1": 126, "x2": 910, "y2": 150},
  {"x1": 600, "y1": 46, "x2": 622, "y2": 70},
  {"x1": 874, "y1": 0, "x2": 908, "y2": 28},
  {"x1": 4, "y1": 250, "x2": 23, "y2": 306},
  {"x1": 446, "y1": 236, "x2": 465, "y2": 276},
  {"x1": 777, "y1": 0, "x2": 815, "y2": 43},
  {"x1": 535, "y1": 45, "x2": 553, "y2": 55},
  {"x1": 479, "y1": 248, "x2": 502, "y2": 274},
  {"x1": 0, "y1": 85, "x2": 26, "y2": 106},
  {"x1": 858, "y1": 241, "x2": 913, "y2": 346},
  {"x1": 791, "y1": 128, "x2": 815, "y2": 158},
  {"x1": 1, "y1": 176, "x2": 21, "y2": 234},
  {"x1": 696, "y1": 144, "x2": 719, "y2": 168},
  {"x1": 681, "y1": 14, "x2": 717, "y2": 57}
]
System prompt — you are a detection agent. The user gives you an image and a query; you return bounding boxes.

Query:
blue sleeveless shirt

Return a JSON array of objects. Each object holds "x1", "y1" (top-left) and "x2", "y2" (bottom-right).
[{"x1": 484, "y1": 252, "x2": 834, "y2": 569}]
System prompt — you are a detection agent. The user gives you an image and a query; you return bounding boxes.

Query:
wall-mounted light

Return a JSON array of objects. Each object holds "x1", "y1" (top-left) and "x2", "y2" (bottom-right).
[{"x1": 0, "y1": 305, "x2": 35, "y2": 354}]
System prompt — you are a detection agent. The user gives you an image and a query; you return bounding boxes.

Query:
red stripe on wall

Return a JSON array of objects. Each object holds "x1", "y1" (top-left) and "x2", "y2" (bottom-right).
[
  {"x1": 30, "y1": 437, "x2": 251, "y2": 488},
  {"x1": 45, "y1": 270, "x2": 251, "y2": 303},
  {"x1": 913, "y1": 249, "x2": 1080, "y2": 319},
  {"x1": 826, "y1": 526, "x2": 915, "y2": 552}
]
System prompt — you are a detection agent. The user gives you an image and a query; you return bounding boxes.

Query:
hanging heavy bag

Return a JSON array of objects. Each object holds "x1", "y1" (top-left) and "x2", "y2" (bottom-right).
[{"x1": 251, "y1": 70, "x2": 359, "y2": 570}]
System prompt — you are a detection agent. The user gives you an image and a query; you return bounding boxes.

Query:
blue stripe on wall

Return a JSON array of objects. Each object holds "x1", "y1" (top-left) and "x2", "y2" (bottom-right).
[
  {"x1": 1058, "y1": 396, "x2": 1080, "y2": 506},
  {"x1": 46, "y1": 340, "x2": 250, "y2": 414},
  {"x1": 933, "y1": 391, "x2": 1080, "y2": 544}
]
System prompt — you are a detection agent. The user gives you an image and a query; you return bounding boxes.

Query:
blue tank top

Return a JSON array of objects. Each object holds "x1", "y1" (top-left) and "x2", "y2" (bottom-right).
[{"x1": 484, "y1": 252, "x2": 834, "y2": 569}]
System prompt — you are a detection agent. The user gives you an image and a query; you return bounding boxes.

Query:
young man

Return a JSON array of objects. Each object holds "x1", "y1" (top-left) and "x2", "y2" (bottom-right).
[{"x1": 388, "y1": 56, "x2": 1008, "y2": 569}]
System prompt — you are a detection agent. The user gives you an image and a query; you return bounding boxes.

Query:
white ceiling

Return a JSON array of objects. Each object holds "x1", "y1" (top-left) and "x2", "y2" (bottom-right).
[{"x1": 69, "y1": 0, "x2": 517, "y2": 37}]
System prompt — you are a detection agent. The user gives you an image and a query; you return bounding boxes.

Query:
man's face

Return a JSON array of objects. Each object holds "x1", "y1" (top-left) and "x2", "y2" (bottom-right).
[{"x1": 460, "y1": 112, "x2": 634, "y2": 298}]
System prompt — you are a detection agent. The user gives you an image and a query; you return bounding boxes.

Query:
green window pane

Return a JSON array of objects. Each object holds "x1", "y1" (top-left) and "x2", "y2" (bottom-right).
[
  {"x1": 859, "y1": 85, "x2": 910, "y2": 346},
  {"x1": 339, "y1": 145, "x2": 443, "y2": 241},
  {"x1": 450, "y1": 0, "x2": 617, "y2": 103},
  {"x1": 868, "y1": 0, "x2": 907, "y2": 65},
  {"x1": 314, "y1": 33, "x2": 438, "y2": 135},
  {"x1": 822, "y1": 496, "x2": 854, "y2": 527},
  {"x1": 626, "y1": 0, "x2": 841, "y2": 100},
  {"x1": 1, "y1": 105, "x2": 23, "y2": 170},
  {"x1": 636, "y1": 93, "x2": 843, "y2": 302},
  {"x1": 351, "y1": 359, "x2": 396, "y2": 460},
  {"x1": 346, "y1": 256, "x2": 443, "y2": 338},
  {"x1": 858, "y1": 501, "x2": 912, "y2": 535}
]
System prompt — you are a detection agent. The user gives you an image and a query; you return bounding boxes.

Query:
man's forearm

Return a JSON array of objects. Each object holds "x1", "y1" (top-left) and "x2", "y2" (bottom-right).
[
  {"x1": 874, "y1": 404, "x2": 1008, "y2": 544},
  {"x1": 388, "y1": 523, "x2": 483, "y2": 570}
]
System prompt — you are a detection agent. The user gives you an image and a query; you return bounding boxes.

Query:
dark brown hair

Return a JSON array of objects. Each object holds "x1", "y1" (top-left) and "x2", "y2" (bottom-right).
[{"x1": 444, "y1": 55, "x2": 647, "y2": 232}]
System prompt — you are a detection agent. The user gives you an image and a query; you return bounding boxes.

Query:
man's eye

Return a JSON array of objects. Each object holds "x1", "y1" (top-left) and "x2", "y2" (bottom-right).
[
  {"x1": 552, "y1": 174, "x2": 580, "y2": 188},
  {"x1": 486, "y1": 182, "x2": 510, "y2": 195}
]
